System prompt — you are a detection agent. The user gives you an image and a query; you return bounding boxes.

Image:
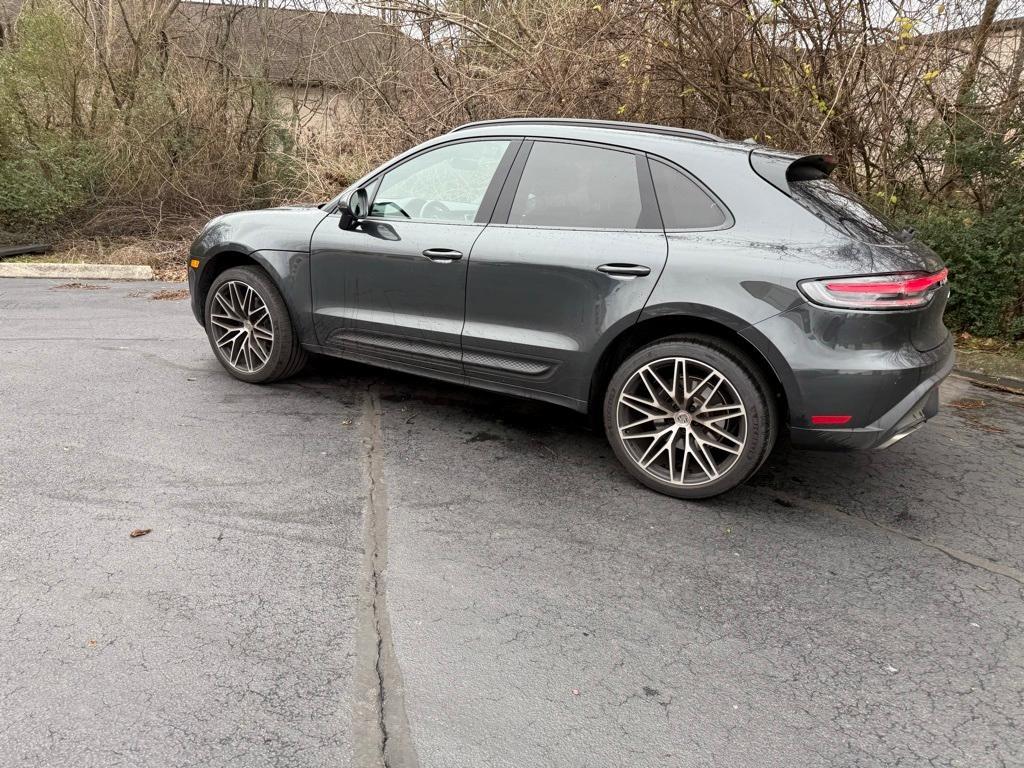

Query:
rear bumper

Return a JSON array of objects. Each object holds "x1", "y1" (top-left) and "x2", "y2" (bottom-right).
[
  {"x1": 788, "y1": 353, "x2": 950, "y2": 450},
  {"x1": 743, "y1": 305, "x2": 955, "y2": 452}
]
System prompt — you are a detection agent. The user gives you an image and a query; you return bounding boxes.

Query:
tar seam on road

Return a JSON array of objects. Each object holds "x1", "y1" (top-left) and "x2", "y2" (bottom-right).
[
  {"x1": 771, "y1": 489, "x2": 1024, "y2": 586},
  {"x1": 352, "y1": 385, "x2": 420, "y2": 768}
]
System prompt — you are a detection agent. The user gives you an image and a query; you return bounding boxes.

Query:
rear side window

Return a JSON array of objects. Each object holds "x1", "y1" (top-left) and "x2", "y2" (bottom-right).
[
  {"x1": 650, "y1": 160, "x2": 727, "y2": 229},
  {"x1": 790, "y1": 178, "x2": 904, "y2": 245},
  {"x1": 508, "y1": 142, "x2": 645, "y2": 229}
]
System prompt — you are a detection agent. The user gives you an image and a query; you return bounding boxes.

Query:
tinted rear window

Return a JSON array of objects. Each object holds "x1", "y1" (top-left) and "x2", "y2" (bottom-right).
[
  {"x1": 509, "y1": 142, "x2": 645, "y2": 229},
  {"x1": 650, "y1": 160, "x2": 727, "y2": 229},
  {"x1": 790, "y1": 178, "x2": 905, "y2": 245}
]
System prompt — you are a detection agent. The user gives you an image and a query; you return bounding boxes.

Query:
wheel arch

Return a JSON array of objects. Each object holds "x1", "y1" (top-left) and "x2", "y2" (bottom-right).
[
  {"x1": 196, "y1": 249, "x2": 260, "y2": 320},
  {"x1": 588, "y1": 309, "x2": 793, "y2": 425},
  {"x1": 195, "y1": 247, "x2": 299, "y2": 323}
]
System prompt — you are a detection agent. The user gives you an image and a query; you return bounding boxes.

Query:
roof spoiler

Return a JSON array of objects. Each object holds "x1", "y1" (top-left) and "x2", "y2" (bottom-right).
[{"x1": 749, "y1": 149, "x2": 837, "y2": 194}]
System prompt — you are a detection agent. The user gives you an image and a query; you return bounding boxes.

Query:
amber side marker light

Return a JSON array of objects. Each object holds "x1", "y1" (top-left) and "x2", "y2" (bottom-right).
[{"x1": 189, "y1": 259, "x2": 200, "y2": 269}]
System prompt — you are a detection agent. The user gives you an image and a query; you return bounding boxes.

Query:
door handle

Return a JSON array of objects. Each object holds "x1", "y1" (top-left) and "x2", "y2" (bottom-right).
[
  {"x1": 597, "y1": 263, "x2": 651, "y2": 278},
  {"x1": 422, "y1": 248, "x2": 463, "y2": 263}
]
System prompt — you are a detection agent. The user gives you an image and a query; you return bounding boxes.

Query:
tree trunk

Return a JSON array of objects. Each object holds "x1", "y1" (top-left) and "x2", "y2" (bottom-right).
[{"x1": 954, "y1": 0, "x2": 1001, "y2": 112}]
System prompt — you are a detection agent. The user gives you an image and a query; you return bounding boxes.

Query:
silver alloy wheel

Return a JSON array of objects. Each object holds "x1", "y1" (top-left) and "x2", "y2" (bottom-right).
[
  {"x1": 209, "y1": 280, "x2": 274, "y2": 373},
  {"x1": 616, "y1": 357, "x2": 747, "y2": 487}
]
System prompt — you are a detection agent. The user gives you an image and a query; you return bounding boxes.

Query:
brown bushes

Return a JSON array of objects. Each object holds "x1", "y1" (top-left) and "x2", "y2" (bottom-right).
[{"x1": 2, "y1": 0, "x2": 1020, "y2": 224}]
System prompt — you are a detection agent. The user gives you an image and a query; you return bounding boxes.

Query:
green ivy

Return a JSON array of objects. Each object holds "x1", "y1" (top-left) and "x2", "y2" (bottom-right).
[
  {"x1": 900, "y1": 117, "x2": 1024, "y2": 340},
  {"x1": 911, "y1": 199, "x2": 1024, "y2": 340},
  {"x1": 0, "y1": 140, "x2": 103, "y2": 232}
]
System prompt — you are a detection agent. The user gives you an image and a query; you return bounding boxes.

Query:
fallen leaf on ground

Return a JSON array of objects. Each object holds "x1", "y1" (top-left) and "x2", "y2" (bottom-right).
[
  {"x1": 129, "y1": 528, "x2": 152, "y2": 538},
  {"x1": 949, "y1": 398, "x2": 986, "y2": 410},
  {"x1": 970, "y1": 421, "x2": 1006, "y2": 434},
  {"x1": 51, "y1": 282, "x2": 108, "y2": 291},
  {"x1": 150, "y1": 289, "x2": 189, "y2": 301}
]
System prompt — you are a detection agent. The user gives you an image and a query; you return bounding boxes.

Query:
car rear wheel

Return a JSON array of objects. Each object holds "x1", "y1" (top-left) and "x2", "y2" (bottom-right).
[
  {"x1": 603, "y1": 336, "x2": 776, "y2": 499},
  {"x1": 204, "y1": 266, "x2": 306, "y2": 384}
]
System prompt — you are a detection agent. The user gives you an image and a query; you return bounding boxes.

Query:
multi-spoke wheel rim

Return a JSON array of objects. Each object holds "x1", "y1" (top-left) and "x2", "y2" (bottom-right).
[
  {"x1": 616, "y1": 357, "x2": 747, "y2": 487},
  {"x1": 209, "y1": 280, "x2": 274, "y2": 373}
]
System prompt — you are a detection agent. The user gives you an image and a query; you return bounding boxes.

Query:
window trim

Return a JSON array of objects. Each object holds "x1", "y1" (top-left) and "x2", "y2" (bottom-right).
[
  {"x1": 491, "y1": 138, "x2": 664, "y2": 232},
  {"x1": 355, "y1": 137, "x2": 521, "y2": 227},
  {"x1": 645, "y1": 154, "x2": 734, "y2": 233},
  {"x1": 489, "y1": 140, "x2": 533, "y2": 225}
]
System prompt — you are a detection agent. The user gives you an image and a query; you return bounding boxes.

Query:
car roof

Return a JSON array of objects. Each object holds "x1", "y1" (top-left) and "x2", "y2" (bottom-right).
[
  {"x1": 448, "y1": 118, "x2": 758, "y2": 158},
  {"x1": 451, "y1": 118, "x2": 725, "y2": 143}
]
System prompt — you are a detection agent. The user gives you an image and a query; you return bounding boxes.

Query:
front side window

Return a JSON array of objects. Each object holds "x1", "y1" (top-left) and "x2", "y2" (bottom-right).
[
  {"x1": 371, "y1": 140, "x2": 511, "y2": 223},
  {"x1": 508, "y1": 142, "x2": 645, "y2": 229},
  {"x1": 650, "y1": 160, "x2": 727, "y2": 229}
]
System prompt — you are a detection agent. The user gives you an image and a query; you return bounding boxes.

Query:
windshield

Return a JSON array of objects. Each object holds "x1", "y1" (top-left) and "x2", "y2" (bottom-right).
[{"x1": 790, "y1": 178, "x2": 906, "y2": 245}]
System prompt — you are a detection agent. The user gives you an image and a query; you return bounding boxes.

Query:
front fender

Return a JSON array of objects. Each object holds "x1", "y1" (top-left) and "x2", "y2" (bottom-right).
[
  {"x1": 189, "y1": 207, "x2": 327, "y2": 342},
  {"x1": 190, "y1": 249, "x2": 314, "y2": 344},
  {"x1": 188, "y1": 208, "x2": 323, "y2": 342},
  {"x1": 190, "y1": 207, "x2": 327, "y2": 257}
]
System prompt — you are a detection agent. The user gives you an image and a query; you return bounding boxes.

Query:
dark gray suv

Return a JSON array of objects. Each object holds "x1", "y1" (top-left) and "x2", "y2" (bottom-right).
[{"x1": 188, "y1": 118, "x2": 954, "y2": 498}]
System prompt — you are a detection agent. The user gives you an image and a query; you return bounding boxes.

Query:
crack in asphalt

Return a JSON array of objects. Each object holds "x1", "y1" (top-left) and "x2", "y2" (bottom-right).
[
  {"x1": 352, "y1": 385, "x2": 419, "y2": 768},
  {"x1": 771, "y1": 489, "x2": 1024, "y2": 586}
]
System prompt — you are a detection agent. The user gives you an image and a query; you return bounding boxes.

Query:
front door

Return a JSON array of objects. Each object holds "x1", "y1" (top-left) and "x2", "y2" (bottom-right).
[
  {"x1": 311, "y1": 138, "x2": 516, "y2": 375},
  {"x1": 462, "y1": 140, "x2": 668, "y2": 406}
]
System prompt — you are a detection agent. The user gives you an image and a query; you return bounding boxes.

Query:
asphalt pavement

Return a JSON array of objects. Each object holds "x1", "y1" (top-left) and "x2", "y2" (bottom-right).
[{"x1": 1, "y1": 279, "x2": 1021, "y2": 767}]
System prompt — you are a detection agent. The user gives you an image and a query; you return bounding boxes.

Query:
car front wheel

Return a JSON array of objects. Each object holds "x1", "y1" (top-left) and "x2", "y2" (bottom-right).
[
  {"x1": 603, "y1": 336, "x2": 776, "y2": 499},
  {"x1": 204, "y1": 266, "x2": 306, "y2": 384}
]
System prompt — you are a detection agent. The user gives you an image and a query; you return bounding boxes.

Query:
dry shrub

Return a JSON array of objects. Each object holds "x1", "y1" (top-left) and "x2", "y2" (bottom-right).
[
  {"x1": 0, "y1": 0, "x2": 308, "y2": 233},
  {"x1": 2, "y1": 0, "x2": 1023, "y2": 329},
  {"x1": 360, "y1": 0, "x2": 1024, "y2": 197},
  {"x1": 37, "y1": 237, "x2": 189, "y2": 281}
]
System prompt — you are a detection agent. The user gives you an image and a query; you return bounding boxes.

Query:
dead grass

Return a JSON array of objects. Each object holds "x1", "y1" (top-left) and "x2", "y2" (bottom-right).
[
  {"x1": 956, "y1": 333, "x2": 1024, "y2": 359},
  {"x1": 17, "y1": 238, "x2": 190, "y2": 282}
]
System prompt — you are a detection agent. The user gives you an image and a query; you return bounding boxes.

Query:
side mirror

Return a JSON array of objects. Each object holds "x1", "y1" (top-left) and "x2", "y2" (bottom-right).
[{"x1": 339, "y1": 187, "x2": 369, "y2": 230}]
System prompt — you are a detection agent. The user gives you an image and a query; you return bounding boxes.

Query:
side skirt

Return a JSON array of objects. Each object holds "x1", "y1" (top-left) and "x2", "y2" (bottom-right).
[{"x1": 301, "y1": 343, "x2": 588, "y2": 414}]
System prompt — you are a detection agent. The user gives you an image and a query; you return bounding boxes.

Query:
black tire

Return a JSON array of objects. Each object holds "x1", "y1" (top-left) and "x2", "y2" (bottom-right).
[
  {"x1": 602, "y1": 335, "x2": 777, "y2": 499},
  {"x1": 204, "y1": 266, "x2": 307, "y2": 384}
]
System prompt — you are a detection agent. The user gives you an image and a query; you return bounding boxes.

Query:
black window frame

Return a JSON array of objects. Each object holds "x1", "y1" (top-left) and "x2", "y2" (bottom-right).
[
  {"x1": 490, "y1": 138, "x2": 663, "y2": 232},
  {"x1": 353, "y1": 137, "x2": 522, "y2": 227},
  {"x1": 644, "y1": 155, "x2": 734, "y2": 233}
]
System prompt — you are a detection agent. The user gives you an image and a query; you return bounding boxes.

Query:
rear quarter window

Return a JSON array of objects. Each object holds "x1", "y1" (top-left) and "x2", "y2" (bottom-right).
[
  {"x1": 789, "y1": 178, "x2": 904, "y2": 245},
  {"x1": 649, "y1": 160, "x2": 727, "y2": 229}
]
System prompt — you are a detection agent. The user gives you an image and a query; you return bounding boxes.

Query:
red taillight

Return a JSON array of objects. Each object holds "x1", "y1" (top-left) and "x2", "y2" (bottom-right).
[{"x1": 800, "y1": 268, "x2": 948, "y2": 310}]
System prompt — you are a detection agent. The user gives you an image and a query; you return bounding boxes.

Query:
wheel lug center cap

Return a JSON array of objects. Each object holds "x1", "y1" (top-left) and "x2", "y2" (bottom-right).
[
  {"x1": 674, "y1": 411, "x2": 692, "y2": 426},
  {"x1": 244, "y1": 320, "x2": 253, "y2": 333}
]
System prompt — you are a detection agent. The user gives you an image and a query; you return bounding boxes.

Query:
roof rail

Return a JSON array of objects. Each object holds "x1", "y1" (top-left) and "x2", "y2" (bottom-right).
[{"x1": 450, "y1": 118, "x2": 725, "y2": 143}]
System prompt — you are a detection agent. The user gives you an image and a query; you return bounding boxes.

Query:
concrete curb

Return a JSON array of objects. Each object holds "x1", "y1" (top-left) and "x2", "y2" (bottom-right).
[
  {"x1": 0, "y1": 262, "x2": 154, "y2": 281},
  {"x1": 953, "y1": 368, "x2": 1024, "y2": 396}
]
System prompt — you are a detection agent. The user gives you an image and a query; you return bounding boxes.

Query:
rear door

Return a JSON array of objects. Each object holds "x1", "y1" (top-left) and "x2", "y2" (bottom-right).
[
  {"x1": 462, "y1": 140, "x2": 668, "y2": 406},
  {"x1": 310, "y1": 138, "x2": 517, "y2": 375}
]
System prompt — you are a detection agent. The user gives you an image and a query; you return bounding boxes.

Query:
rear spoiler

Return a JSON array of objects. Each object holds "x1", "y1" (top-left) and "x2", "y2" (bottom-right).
[{"x1": 749, "y1": 149, "x2": 837, "y2": 194}]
